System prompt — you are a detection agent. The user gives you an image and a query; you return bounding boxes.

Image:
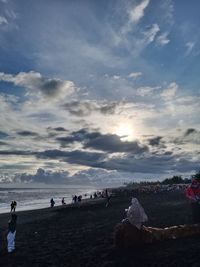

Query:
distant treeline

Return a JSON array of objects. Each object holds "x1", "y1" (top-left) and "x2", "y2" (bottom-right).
[{"x1": 125, "y1": 171, "x2": 200, "y2": 186}]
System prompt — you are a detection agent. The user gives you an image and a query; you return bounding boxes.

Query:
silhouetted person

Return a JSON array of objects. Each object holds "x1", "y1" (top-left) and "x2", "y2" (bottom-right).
[
  {"x1": 62, "y1": 197, "x2": 66, "y2": 205},
  {"x1": 10, "y1": 201, "x2": 14, "y2": 212},
  {"x1": 13, "y1": 201, "x2": 17, "y2": 212},
  {"x1": 50, "y1": 198, "x2": 55, "y2": 208},
  {"x1": 7, "y1": 214, "x2": 17, "y2": 253},
  {"x1": 78, "y1": 195, "x2": 82, "y2": 202},
  {"x1": 105, "y1": 189, "x2": 111, "y2": 207},
  {"x1": 73, "y1": 195, "x2": 77, "y2": 203}
]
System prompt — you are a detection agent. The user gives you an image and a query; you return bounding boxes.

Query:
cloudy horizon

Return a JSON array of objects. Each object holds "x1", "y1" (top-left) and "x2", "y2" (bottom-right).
[{"x1": 0, "y1": 0, "x2": 199, "y2": 185}]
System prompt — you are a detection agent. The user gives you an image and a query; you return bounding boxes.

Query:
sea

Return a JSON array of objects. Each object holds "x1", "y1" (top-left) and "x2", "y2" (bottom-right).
[{"x1": 0, "y1": 185, "x2": 98, "y2": 214}]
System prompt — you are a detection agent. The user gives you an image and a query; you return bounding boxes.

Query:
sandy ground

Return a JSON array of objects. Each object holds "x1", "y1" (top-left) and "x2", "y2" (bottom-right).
[{"x1": 0, "y1": 190, "x2": 200, "y2": 267}]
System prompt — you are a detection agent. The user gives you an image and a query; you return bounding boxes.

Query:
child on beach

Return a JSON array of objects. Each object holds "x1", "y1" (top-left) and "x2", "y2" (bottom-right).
[{"x1": 7, "y1": 214, "x2": 17, "y2": 253}]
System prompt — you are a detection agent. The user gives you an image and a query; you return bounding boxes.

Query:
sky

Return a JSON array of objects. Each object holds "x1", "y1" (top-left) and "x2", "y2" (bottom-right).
[{"x1": 0, "y1": 0, "x2": 199, "y2": 185}]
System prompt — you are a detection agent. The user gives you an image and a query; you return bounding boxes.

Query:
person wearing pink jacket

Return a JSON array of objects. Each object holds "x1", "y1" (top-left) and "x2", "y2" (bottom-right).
[{"x1": 185, "y1": 179, "x2": 200, "y2": 223}]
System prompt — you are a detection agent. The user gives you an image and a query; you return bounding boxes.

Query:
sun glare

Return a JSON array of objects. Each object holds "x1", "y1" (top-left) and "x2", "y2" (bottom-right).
[{"x1": 115, "y1": 123, "x2": 134, "y2": 140}]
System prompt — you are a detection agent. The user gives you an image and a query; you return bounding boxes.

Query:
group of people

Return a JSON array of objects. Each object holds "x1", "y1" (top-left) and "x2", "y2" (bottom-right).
[
  {"x1": 72, "y1": 195, "x2": 82, "y2": 203},
  {"x1": 4, "y1": 180, "x2": 200, "y2": 253},
  {"x1": 114, "y1": 177, "x2": 200, "y2": 248},
  {"x1": 89, "y1": 189, "x2": 111, "y2": 207}
]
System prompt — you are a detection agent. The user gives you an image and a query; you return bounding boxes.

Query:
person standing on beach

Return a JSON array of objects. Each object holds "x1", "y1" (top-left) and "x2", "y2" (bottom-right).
[
  {"x1": 62, "y1": 197, "x2": 66, "y2": 205},
  {"x1": 186, "y1": 179, "x2": 200, "y2": 223},
  {"x1": 10, "y1": 201, "x2": 14, "y2": 212},
  {"x1": 105, "y1": 189, "x2": 111, "y2": 207},
  {"x1": 7, "y1": 214, "x2": 17, "y2": 253},
  {"x1": 13, "y1": 201, "x2": 17, "y2": 212},
  {"x1": 50, "y1": 198, "x2": 55, "y2": 208}
]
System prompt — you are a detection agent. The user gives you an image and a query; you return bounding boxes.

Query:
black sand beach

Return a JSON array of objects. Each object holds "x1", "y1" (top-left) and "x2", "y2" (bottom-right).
[{"x1": 1, "y1": 190, "x2": 200, "y2": 267}]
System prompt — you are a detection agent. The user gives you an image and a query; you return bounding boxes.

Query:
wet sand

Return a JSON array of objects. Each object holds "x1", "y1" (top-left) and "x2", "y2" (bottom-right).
[{"x1": 1, "y1": 190, "x2": 200, "y2": 267}]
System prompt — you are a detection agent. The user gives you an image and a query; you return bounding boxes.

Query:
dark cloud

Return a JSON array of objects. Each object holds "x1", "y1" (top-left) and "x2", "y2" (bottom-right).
[
  {"x1": 63, "y1": 100, "x2": 117, "y2": 117},
  {"x1": 148, "y1": 136, "x2": 163, "y2": 146},
  {"x1": 0, "y1": 150, "x2": 33, "y2": 155},
  {"x1": 36, "y1": 148, "x2": 200, "y2": 175},
  {"x1": 0, "y1": 71, "x2": 75, "y2": 98},
  {"x1": 37, "y1": 149, "x2": 105, "y2": 168},
  {"x1": 56, "y1": 129, "x2": 148, "y2": 153},
  {"x1": 17, "y1": 130, "x2": 38, "y2": 137},
  {"x1": 0, "y1": 147, "x2": 198, "y2": 179},
  {"x1": 102, "y1": 154, "x2": 200, "y2": 174},
  {"x1": 184, "y1": 128, "x2": 197, "y2": 136},
  {"x1": 0, "y1": 131, "x2": 9, "y2": 139},
  {"x1": 52, "y1": 127, "x2": 67, "y2": 132},
  {"x1": 173, "y1": 128, "x2": 200, "y2": 145},
  {"x1": 56, "y1": 129, "x2": 89, "y2": 145},
  {"x1": 0, "y1": 141, "x2": 8, "y2": 145},
  {"x1": 28, "y1": 112, "x2": 58, "y2": 122},
  {"x1": 84, "y1": 134, "x2": 148, "y2": 153}
]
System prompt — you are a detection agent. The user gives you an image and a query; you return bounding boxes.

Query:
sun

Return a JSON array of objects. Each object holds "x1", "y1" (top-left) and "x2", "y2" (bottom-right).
[{"x1": 115, "y1": 123, "x2": 134, "y2": 140}]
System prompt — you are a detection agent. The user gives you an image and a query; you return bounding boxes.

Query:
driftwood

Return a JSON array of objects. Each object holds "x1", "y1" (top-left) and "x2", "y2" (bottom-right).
[{"x1": 114, "y1": 222, "x2": 200, "y2": 249}]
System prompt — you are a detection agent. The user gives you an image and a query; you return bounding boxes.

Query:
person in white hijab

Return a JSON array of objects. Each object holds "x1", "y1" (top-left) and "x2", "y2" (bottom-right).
[{"x1": 125, "y1": 198, "x2": 148, "y2": 229}]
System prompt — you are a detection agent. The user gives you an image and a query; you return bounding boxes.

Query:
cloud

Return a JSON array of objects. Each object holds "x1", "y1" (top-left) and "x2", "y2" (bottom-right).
[
  {"x1": 38, "y1": 146, "x2": 197, "y2": 175},
  {"x1": 50, "y1": 127, "x2": 68, "y2": 132},
  {"x1": 0, "y1": 150, "x2": 33, "y2": 156},
  {"x1": 174, "y1": 128, "x2": 200, "y2": 145},
  {"x1": 148, "y1": 136, "x2": 163, "y2": 146},
  {"x1": 129, "y1": 0, "x2": 150, "y2": 23},
  {"x1": 160, "y1": 0, "x2": 174, "y2": 26},
  {"x1": 37, "y1": 149, "x2": 105, "y2": 168},
  {"x1": 143, "y1": 24, "x2": 160, "y2": 44},
  {"x1": 128, "y1": 72, "x2": 142, "y2": 78},
  {"x1": 13, "y1": 168, "x2": 70, "y2": 184},
  {"x1": 0, "y1": 16, "x2": 8, "y2": 25},
  {"x1": 136, "y1": 86, "x2": 161, "y2": 96},
  {"x1": 184, "y1": 128, "x2": 197, "y2": 136},
  {"x1": 0, "y1": 130, "x2": 9, "y2": 139},
  {"x1": 84, "y1": 133, "x2": 148, "y2": 153},
  {"x1": 156, "y1": 32, "x2": 170, "y2": 46},
  {"x1": 11, "y1": 167, "x2": 129, "y2": 185},
  {"x1": 63, "y1": 100, "x2": 117, "y2": 116},
  {"x1": 56, "y1": 129, "x2": 149, "y2": 154},
  {"x1": 16, "y1": 130, "x2": 38, "y2": 137},
  {"x1": 185, "y1": 42, "x2": 195, "y2": 55},
  {"x1": 0, "y1": 71, "x2": 75, "y2": 98},
  {"x1": 102, "y1": 153, "x2": 200, "y2": 174},
  {"x1": 0, "y1": 141, "x2": 7, "y2": 145},
  {"x1": 161, "y1": 82, "x2": 178, "y2": 99}
]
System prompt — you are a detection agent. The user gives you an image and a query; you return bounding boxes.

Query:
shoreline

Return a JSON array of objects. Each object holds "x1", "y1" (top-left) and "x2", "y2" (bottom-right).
[
  {"x1": 0, "y1": 197, "x2": 106, "y2": 229},
  {"x1": 0, "y1": 185, "x2": 116, "y2": 216}
]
